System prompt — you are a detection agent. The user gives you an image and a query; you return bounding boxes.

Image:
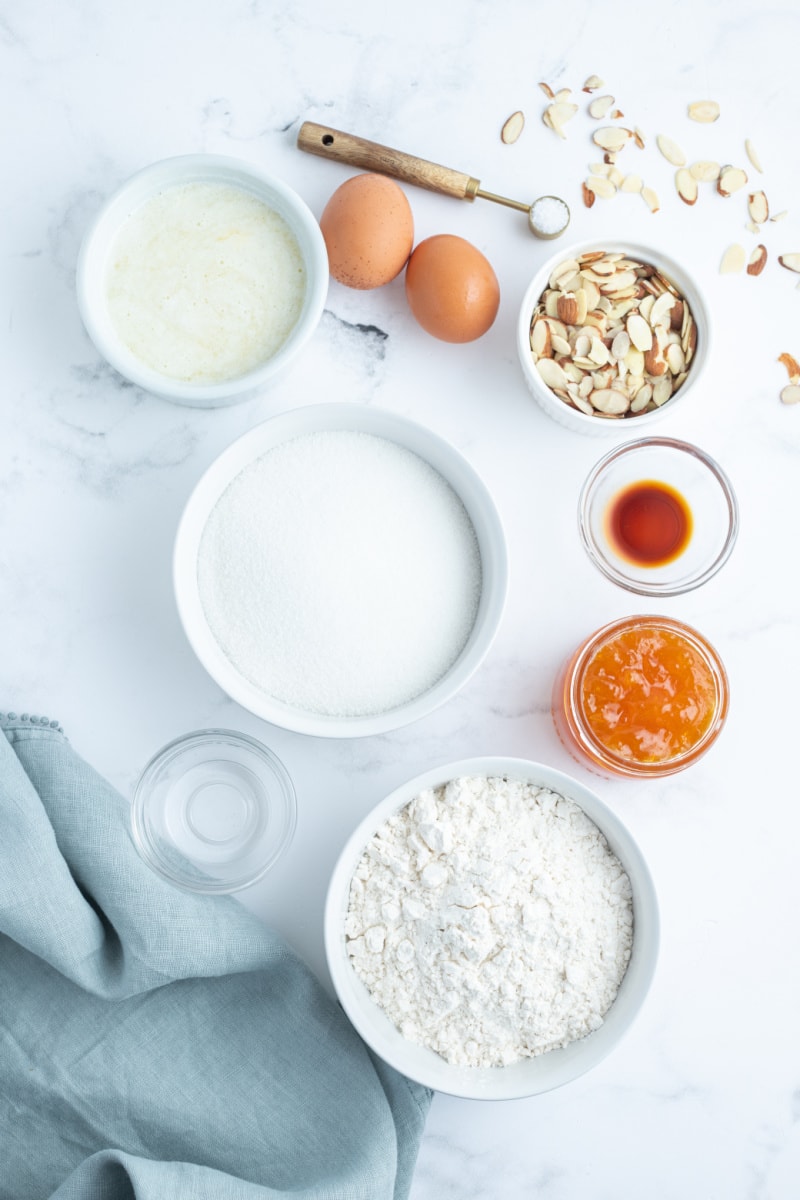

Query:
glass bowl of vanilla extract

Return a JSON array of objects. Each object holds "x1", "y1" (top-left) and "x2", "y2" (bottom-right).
[{"x1": 578, "y1": 437, "x2": 739, "y2": 596}]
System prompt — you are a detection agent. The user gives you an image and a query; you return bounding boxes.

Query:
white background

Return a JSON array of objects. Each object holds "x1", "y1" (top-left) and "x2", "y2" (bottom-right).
[{"x1": 3, "y1": 2, "x2": 800, "y2": 1196}]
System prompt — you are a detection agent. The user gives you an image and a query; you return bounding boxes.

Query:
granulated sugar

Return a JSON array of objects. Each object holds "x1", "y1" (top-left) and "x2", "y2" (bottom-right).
[
  {"x1": 346, "y1": 775, "x2": 633, "y2": 1067},
  {"x1": 197, "y1": 430, "x2": 482, "y2": 717}
]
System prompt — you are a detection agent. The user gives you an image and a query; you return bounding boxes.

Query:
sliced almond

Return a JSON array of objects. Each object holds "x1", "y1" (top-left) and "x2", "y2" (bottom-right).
[
  {"x1": 581, "y1": 181, "x2": 596, "y2": 208},
  {"x1": 610, "y1": 109, "x2": 624, "y2": 120},
  {"x1": 778, "y1": 352, "x2": 800, "y2": 384},
  {"x1": 720, "y1": 243, "x2": 745, "y2": 274},
  {"x1": 592, "y1": 126, "x2": 631, "y2": 152},
  {"x1": 675, "y1": 168, "x2": 698, "y2": 206},
  {"x1": 588, "y1": 94, "x2": 615, "y2": 119},
  {"x1": 688, "y1": 99, "x2": 720, "y2": 123},
  {"x1": 780, "y1": 385, "x2": 800, "y2": 405},
  {"x1": 620, "y1": 173, "x2": 643, "y2": 193},
  {"x1": 747, "y1": 244, "x2": 768, "y2": 276},
  {"x1": 689, "y1": 160, "x2": 721, "y2": 182},
  {"x1": 665, "y1": 343, "x2": 685, "y2": 375},
  {"x1": 626, "y1": 312, "x2": 653, "y2": 352},
  {"x1": 582, "y1": 74, "x2": 604, "y2": 92},
  {"x1": 608, "y1": 166, "x2": 624, "y2": 188},
  {"x1": 553, "y1": 88, "x2": 572, "y2": 103},
  {"x1": 590, "y1": 388, "x2": 630, "y2": 415},
  {"x1": 771, "y1": 211, "x2": 789, "y2": 223},
  {"x1": 745, "y1": 139, "x2": 763, "y2": 173},
  {"x1": 746, "y1": 220, "x2": 761, "y2": 235},
  {"x1": 547, "y1": 101, "x2": 579, "y2": 139},
  {"x1": 633, "y1": 126, "x2": 646, "y2": 150},
  {"x1": 652, "y1": 376, "x2": 673, "y2": 406},
  {"x1": 584, "y1": 175, "x2": 617, "y2": 199},
  {"x1": 778, "y1": 254, "x2": 800, "y2": 274},
  {"x1": 641, "y1": 186, "x2": 660, "y2": 213},
  {"x1": 656, "y1": 134, "x2": 687, "y2": 166},
  {"x1": 556, "y1": 293, "x2": 579, "y2": 324},
  {"x1": 589, "y1": 162, "x2": 612, "y2": 176},
  {"x1": 718, "y1": 166, "x2": 748, "y2": 197},
  {"x1": 539, "y1": 82, "x2": 555, "y2": 99},
  {"x1": 649, "y1": 291, "x2": 675, "y2": 328},
  {"x1": 501, "y1": 110, "x2": 525, "y2": 144},
  {"x1": 536, "y1": 358, "x2": 569, "y2": 390},
  {"x1": 531, "y1": 319, "x2": 552, "y2": 357},
  {"x1": 611, "y1": 330, "x2": 631, "y2": 359},
  {"x1": 644, "y1": 344, "x2": 667, "y2": 376},
  {"x1": 748, "y1": 191, "x2": 769, "y2": 224}
]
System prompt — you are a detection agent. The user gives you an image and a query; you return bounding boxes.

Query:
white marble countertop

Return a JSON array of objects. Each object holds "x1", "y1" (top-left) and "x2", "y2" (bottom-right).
[{"x1": 3, "y1": 1, "x2": 800, "y2": 1196}]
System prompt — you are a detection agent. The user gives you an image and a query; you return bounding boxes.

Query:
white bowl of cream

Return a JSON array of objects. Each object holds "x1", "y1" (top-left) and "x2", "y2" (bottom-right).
[{"x1": 76, "y1": 154, "x2": 328, "y2": 406}]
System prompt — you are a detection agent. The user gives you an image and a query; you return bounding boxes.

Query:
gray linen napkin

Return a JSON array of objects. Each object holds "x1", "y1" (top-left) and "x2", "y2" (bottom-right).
[{"x1": 0, "y1": 713, "x2": 430, "y2": 1199}]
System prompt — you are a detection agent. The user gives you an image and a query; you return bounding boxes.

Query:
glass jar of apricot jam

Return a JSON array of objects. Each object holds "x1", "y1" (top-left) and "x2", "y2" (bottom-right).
[{"x1": 553, "y1": 615, "x2": 729, "y2": 778}]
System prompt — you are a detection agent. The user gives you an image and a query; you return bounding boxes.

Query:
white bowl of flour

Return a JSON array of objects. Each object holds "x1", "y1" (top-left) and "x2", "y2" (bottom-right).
[
  {"x1": 325, "y1": 757, "x2": 659, "y2": 1099},
  {"x1": 77, "y1": 154, "x2": 328, "y2": 406},
  {"x1": 174, "y1": 403, "x2": 508, "y2": 736}
]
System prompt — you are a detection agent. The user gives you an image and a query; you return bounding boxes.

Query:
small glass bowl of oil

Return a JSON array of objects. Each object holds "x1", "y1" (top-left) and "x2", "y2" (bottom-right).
[{"x1": 579, "y1": 437, "x2": 739, "y2": 596}]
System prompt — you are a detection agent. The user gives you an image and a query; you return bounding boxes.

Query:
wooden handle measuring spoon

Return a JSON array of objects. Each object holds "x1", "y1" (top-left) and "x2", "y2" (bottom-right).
[{"x1": 296, "y1": 121, "x2": 570, "y2": 240}]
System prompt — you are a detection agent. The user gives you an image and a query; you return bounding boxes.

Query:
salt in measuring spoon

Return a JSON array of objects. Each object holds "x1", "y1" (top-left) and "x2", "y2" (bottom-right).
[{"x1": 297, "y1": 122, "x2": 570, "y2": 240}]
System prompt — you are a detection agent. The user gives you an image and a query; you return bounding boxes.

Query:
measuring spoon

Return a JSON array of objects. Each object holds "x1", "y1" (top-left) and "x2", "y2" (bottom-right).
[{"x1": 297, "y1": 121, "x2": 570, "y2": 240}]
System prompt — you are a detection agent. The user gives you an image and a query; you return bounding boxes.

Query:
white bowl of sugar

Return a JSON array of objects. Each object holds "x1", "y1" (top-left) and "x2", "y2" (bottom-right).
[
  {"x1": 326, "y1": 757, "x2": 660, "y2": 1099},
  {"x1": 174, "y1": 403, "x2": 508, "y2": 736},
  {"x1": 77, "y1": 154, "x2": 328, "y2": 406}
]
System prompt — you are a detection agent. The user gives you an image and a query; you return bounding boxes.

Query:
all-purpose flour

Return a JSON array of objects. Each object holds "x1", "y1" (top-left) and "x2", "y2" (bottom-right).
[{"x1": 346, "y1": 775, "x2": 633, "y2": 1067}]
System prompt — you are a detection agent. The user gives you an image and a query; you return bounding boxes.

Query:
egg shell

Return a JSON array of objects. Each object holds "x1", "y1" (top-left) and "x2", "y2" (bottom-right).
[
  {"x1": 319, "y1": 174, "x2": 414, "y2": 290},
  {"x1": 405, "y1": 234, "x2": 500, "y2": 343}
]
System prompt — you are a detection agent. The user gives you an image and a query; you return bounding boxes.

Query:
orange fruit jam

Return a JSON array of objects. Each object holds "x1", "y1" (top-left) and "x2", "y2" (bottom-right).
[{"x1": 579, "y1": 622, "x2": 718, "y2": 765}]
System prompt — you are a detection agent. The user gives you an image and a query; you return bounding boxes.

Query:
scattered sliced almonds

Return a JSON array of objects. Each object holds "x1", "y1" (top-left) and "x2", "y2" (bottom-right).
[
  {"x1": 543, "y1": 96, "x2": 579, "y2": 139},
  {"x1": 588, "y1": 94, "x2": 615, "y2": 120},
  {"x1": 689, "y1": 160, "x2": 721, "y2": 182},
  {"x1": 688, "y1": 99, "x2": 720, "y2": 123},
  {"x1": 641, "y1": 186, "x2": 660, "y2": 213},
  {"x1": 528, "y1": 249, "x2": 695, "y2": 420},
  {"x1": 745, "y1": 139, "x2": 763, "y2": 173},
  {"x1": 748, "y1": 190, "x2": 769, "y2": 223},
  {"x1": 717, "y1": 166, "x2": 748, "y2": 197},
  {"x1": 584, "y1": 175, "x2": 617, "y2": 199},
  {"x1": 747, "y1": 245, "x2": 768, "y2": 276},
  {"x1": 501, "y1": 110, "x2": 525, "y2": 144},
  {"x1": 656, "y1": 134, "x2": 686, "y2": 166},
  {"x1": 778, "y1": 254, "x2": 800, "y2": 273},
  {"x1": 778, "y1": 352, "x2": 800, "y2": 384},
  {"x1": 720, "y1": 244, "x2": 746, "y2": 274},
  {"x1": 592, "y1": 125, "x2": 632, "y2": 152},
  {"x1": 675, "y1": 168, "x2": 698, "y2": 206}
]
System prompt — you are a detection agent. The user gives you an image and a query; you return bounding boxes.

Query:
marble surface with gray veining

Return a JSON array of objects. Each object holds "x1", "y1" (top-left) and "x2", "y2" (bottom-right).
[{"x1": 3, "y1": 1, "x2": 800, "y2": 1196}]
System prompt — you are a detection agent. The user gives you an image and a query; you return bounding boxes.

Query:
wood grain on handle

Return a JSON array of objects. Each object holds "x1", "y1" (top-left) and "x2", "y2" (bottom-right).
[{"x1": 297, "y1": 122, "x2": 480, "y2": 201}]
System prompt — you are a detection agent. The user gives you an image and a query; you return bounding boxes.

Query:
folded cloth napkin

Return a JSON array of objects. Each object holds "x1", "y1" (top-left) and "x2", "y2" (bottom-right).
[{"x1": 0, "y1": 714, "x2": 431, "y2": 1200}]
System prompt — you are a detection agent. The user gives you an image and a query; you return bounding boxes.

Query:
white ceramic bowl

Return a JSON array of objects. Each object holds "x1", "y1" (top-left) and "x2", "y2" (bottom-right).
[
  {"x1": 516, "y1": 240, "x2": 711, "y2": 436},
  {"x1": 76, "y1": 154, "x2": 328, "y2": 407},
  {"x1": 174, "y1": 403, "x2": 508, "y2": 737},
  {"x1": 325, "y1": 756, "x2": 659, "y2": 1100}
]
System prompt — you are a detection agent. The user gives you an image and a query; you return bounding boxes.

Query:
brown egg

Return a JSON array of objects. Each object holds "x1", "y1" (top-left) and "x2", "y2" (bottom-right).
[
  {"x1": 405, "y1": 234, "x2": 500, "y2": 343},
  {"x1": 319, "y1": 174, "x2": 414, "y2": 290}
]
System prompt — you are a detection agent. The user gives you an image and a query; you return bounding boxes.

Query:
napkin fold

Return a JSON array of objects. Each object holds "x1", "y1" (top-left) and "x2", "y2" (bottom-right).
[{"x1": 0, "y1": 714, "x2": 430, "y2": 1199}]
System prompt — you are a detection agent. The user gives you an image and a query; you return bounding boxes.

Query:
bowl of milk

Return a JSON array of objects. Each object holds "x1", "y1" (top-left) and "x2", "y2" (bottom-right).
[{"x1": 77, "y1": 154, "x2": 328, "y2": 406}]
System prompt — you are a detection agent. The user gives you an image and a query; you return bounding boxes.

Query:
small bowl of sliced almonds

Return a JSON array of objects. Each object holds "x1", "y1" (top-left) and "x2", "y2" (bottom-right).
[{"x1": 517, "y1": 242, "x2": 710, "y2": 435}]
